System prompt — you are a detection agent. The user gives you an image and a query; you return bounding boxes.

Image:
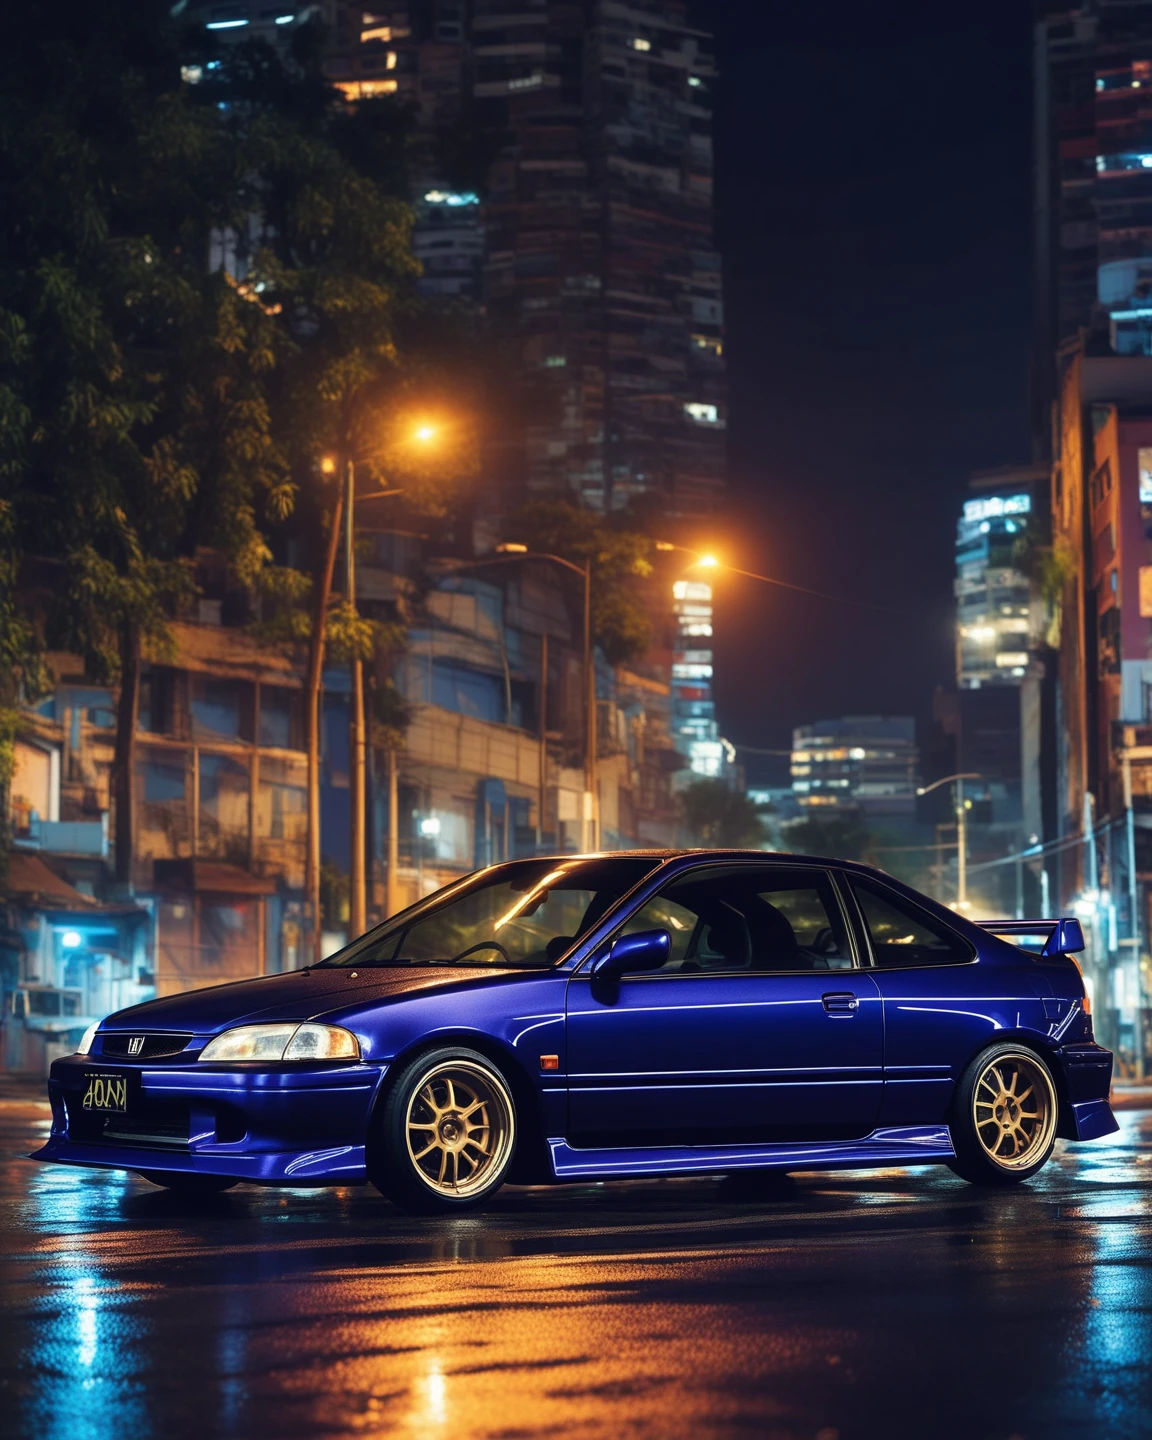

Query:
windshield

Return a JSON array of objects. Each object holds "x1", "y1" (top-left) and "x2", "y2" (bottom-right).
[{"x1": 319, "y1": 857, "x2": 663, "y2": 969}]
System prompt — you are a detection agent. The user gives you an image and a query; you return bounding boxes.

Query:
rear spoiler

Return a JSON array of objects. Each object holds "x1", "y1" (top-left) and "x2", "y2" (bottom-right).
[{"x1": 974, "y1": 918, "x2": 1085, "y2": 957}]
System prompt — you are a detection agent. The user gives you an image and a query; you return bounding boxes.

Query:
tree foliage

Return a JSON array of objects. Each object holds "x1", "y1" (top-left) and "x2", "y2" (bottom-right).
[
  {"x1": 503, "y1": 501, "x2": 655, "y2": 665},
  {"x1": 784, "y1": 814, "x2": 877, "y2": 863},
  {"x1": 679, "y1": 780, "x2": 768, "y2": 850}
]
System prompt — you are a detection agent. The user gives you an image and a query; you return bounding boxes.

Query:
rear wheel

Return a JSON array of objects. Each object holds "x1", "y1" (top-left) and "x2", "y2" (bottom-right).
[
  {"x1": 138, "y1": 1171, "x2": 238, "y2": 1193},
  {"x1": 370, "y1": 1047, "x2": 517, "y2": 1214},
  {"x1": 947, "y1": 1043, "x2": 1058, "y2": 1186}
]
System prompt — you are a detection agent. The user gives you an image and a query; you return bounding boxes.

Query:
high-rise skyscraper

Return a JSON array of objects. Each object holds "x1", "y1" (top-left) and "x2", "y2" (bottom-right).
[
  {"x1": 1034, "y1": 2, "x2": 1152, "y2": 441},
  {"x1": 955, "y1": 466, "x2": 1048, "y2": 690},
  {"x1": 474, "y1": 0, "x2": 724, "y2": 514}
]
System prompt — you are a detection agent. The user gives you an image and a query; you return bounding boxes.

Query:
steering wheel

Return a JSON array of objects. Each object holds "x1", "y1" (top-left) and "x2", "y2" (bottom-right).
[{"x1": 451, "y1": 941, "x2": 513, "y2": 965}]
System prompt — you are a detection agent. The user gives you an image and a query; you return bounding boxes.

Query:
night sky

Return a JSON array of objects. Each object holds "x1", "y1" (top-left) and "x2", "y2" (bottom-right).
[{"x1": 704, "y1": 0, "x2": 1035, "y2": 785}]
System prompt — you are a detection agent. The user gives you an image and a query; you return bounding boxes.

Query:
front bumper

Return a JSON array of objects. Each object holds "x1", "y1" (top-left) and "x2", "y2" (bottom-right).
[{"x1": 31, "y1": 1054, "x2": 387, "y2": 1185}]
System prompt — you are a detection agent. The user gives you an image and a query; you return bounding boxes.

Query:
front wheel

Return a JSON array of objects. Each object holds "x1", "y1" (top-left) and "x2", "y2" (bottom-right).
[
  {"x1": 138, "y1": 1171, "x2": 238, "y2": 1194},
  {"x1": 370, "y1": 1048, "x2": 517, "y2": 1213},
  {"x1": 947, "y1": 1043, "x2": 1059, "y2": 1186}
]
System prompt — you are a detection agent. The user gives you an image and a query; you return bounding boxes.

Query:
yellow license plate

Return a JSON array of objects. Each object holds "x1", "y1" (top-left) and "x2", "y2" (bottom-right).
[{"x1": 82, "y1": 1073, "x2": 129, "y2": 1113}]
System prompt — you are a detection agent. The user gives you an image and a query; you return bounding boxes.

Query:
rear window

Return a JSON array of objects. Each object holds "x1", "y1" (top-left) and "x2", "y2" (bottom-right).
[{"x1": 850, "y1": 877, "x2": 974, "y2": 969}]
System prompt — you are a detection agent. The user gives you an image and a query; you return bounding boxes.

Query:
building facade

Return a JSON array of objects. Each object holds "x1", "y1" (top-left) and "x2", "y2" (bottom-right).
[
  {"x1": 1034, "y1": 1, "x2": 1152, "y2": 444},
  {"x1": 1047, "y1": 341, "x2": 1152, "y2": 1063},
  {"x1": 790, "y1": 717, "x2": 920, "y2": 820}
]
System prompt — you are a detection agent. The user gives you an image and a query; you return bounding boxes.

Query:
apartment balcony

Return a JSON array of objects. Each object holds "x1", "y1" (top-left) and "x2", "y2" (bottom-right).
[{"x1": 12, "y1": 813, "x2": 109, "y2": 859}]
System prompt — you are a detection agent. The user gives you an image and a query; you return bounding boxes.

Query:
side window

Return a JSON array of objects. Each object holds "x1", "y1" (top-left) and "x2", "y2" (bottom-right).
[
  {"x1": 849, "y1": 877, "x2": 974, "y2": 969},
  {"x1": 616, "y1": 866, "x2": 855, "y2": 974}
]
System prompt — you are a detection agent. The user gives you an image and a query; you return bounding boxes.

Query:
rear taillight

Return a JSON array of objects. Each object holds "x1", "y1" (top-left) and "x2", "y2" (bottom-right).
[{"x1": 1081, "y1": 995, "x2": 1091, "y2": 1015}]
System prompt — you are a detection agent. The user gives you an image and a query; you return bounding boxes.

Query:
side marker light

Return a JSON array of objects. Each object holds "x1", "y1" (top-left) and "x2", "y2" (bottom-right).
[{"x1": 540, "y1": 1055, "x2": 560, "y2": 1071}]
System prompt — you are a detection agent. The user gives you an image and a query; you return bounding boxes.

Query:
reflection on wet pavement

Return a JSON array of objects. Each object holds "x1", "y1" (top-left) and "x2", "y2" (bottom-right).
[{"x1": 2, "y1": 1098, "x2": 1149, "y2": 1439}]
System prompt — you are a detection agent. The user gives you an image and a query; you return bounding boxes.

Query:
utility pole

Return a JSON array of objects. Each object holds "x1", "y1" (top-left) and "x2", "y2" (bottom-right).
[
  {"x1": 346, "y1": 458, "x2": 366, "y2": 939},
  {"x1": 583, "y1": 554, "x2": 598, "y2": 852},
  {"x1": 956, "y1": 775, "x2": 968, "y2": 911},
  {"x1": 385, "y1": 745, "x2": 400, "y2": 918},
  {"x1": 537, "y1": 631, "x2": 548, "y2": 850},
  {"x1": 1123, "y1": 755, "x2": 1145, "y2": 1080},
  {"x1": 917, "y1": 772, "x2": 982, "y2": 912}
]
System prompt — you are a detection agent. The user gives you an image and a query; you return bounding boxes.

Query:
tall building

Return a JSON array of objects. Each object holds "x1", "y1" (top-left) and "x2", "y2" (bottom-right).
[
  {"x1": 669, "y1": 572, "x2": 730, "y2": 777},
  {"x1": 475, "y1": 0, "x2": 724, "y2": 514},
  {"x1": 790, "y1": 718, "x2": 920, "y2": 820},
  {"x1": 1034, "y1": 2, "x2": 1152, "y2": 444},
  {"x1": 955, "y1": 466, "x2": 1049, "y2": 689},
  {"x1": 1047, "y1": 340, "x2": 1152, "y2": 1062}
]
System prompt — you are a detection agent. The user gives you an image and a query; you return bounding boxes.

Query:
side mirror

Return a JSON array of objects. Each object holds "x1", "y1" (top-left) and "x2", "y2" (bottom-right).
[
  {"x1": 1042, "y1": 918, "x2": 1085, "y2": 957},
  {"x1": 592, "y1": 929, "x2": 670, "y2": 981}
]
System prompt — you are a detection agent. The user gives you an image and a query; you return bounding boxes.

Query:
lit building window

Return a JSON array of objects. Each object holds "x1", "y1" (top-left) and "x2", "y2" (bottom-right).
[
  {"x1": 632, "y1": 37, "x2": 651, "y2": 51},
  {"x1": 334, "y1": 79, "x2": 398, "y2": 100},
  {"x1": 423, "y1": 190, "x2": 480, "y2": 207},
  {"x1": 673, "y1": 580, "x2": 713, "y2": 602},
  {"x1": 1139, "y1": 448, "x2": 1152, "y2": 503},
  {"x1": 684, "y1": 402, "x2": 720, "y2": 425}
]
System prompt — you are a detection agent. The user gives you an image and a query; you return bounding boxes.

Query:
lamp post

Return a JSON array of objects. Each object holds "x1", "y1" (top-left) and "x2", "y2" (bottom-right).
[
  {"x1": 437, "y1": 546, "x2": 598, "y2": 851},
  {"x1": 344, "y1": 457, "x2": 367, "y2": 938},
  {"x1": 917, "y1": 772, "x2": 983, "y2": 910},
  {"x1": 340, "y1": 421, "x2": 436, "y2": 930}
]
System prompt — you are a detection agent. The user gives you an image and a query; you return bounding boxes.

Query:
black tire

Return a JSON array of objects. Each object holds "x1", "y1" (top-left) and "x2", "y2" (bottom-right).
[
  {"x1": 370, "y1": 1046, "x2": 518, "y2": 1214},
  {"x1": 138, "y1": 1171, "x2": 239, "y2": 1193},
  {"x1": 946, "y1": 1042, "x2": 1059, "y2": 1186}
]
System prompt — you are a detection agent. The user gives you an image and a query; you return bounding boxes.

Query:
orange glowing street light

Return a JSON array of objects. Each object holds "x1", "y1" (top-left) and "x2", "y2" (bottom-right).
[
  {"x1": 413, "y1": 422, "x2": 438, "y2": 443},
  {"x1": 653, "y1": 538, "x2": 900, "y2": 614}
]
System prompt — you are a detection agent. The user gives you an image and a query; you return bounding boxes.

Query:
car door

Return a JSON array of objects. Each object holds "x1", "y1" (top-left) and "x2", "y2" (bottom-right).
[{"x1": 565, "y1": 863, "x2": 883, "y2": 1146}]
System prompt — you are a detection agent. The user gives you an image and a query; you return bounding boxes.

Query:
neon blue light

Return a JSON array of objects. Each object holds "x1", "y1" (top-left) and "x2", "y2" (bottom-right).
[
  {"x1": 206, "y1": 19, "x2": 249, "y2": 29},
  {"x1": 275, "y1": 14, "x2": 294, "y2": 22}
]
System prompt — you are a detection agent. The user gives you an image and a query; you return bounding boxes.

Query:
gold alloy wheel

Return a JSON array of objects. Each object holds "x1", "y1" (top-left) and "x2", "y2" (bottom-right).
[
  {"x1": 972, "y1": 1051, "x2": 1056, "y2": 1170},
  {"x1": 404, "y1": 1060, "x2": 515, "y2": 1197}
]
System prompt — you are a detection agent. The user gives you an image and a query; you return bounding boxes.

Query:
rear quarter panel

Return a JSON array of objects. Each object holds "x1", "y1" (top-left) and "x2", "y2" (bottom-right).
[{"x1": 875, "y1": 953, "x2": 1055, "y2": 1126}]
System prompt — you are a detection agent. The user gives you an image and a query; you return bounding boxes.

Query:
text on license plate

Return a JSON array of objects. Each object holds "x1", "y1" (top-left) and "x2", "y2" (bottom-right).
[{"x1": 82, "y1": 1074, "x2": 128, "y2": 1113}]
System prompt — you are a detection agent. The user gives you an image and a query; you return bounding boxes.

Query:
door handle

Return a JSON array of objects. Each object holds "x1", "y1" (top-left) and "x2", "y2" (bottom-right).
[{"x1": 822, "y1": 991, "x2": 859, "y2": 1014}]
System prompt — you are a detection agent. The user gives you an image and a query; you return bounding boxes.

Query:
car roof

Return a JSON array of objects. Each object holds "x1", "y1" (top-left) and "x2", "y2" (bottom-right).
[{"x1": 535, "y1": 849, "x2": 886, "y2": 878}]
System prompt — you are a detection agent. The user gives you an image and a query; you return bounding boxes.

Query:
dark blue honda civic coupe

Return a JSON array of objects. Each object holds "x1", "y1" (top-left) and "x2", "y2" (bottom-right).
[{"x1": 34, "y1": 851, "x2": 1119, "y2": 1212}]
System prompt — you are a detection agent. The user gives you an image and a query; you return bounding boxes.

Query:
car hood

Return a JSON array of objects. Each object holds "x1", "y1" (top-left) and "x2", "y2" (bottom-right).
[{"x1": 101, "y1": 965, "x2": 526, "y2": 1035}]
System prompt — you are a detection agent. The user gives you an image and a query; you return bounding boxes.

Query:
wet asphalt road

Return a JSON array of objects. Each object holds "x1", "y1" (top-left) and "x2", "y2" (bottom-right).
[{"x1": 1, "y1": 1098, "x2": 1150, "y2": 1440}]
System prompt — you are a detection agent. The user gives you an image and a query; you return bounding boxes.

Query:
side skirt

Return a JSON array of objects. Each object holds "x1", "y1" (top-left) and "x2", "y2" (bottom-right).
[{"x1": 547, "y1": 1125, "x2": 955, "y2": 1180}]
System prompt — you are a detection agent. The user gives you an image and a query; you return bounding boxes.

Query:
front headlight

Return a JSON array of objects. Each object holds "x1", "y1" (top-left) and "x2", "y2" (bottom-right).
[
  {"x1": 199, "y1": 1022, "x2": 360, "y2": 1064},
  {"x1": 76, "y1": 1021, "x2": 101, "y2": 1056}
]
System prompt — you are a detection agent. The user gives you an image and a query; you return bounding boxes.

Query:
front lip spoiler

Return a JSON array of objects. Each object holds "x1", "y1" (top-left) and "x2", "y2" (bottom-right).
[{"x1": 29, "y1": 1135, "x2": 370, "y2": 1185}]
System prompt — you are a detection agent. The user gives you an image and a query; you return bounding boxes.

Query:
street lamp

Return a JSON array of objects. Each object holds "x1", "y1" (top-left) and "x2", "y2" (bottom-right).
[
  {"x1": 438, "y1": 545, "x2": 598, "y2": 851},
  {"x1": 917, "y1": 772, "x2": 983, "y2": 911},
  {"x1": 339, "y1": 421, "x2": 444, "y2": 930},
  {"x1": 653, "y1": 541, "x2": 902, "y2": 613}
]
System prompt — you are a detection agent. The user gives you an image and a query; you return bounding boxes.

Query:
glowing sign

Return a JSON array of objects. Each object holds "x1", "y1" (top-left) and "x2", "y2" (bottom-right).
[
  {"x1": 962, "y1": 494, "x2": 1031, "y2": 524},
  {"x1": 423, "y1": 190, "x2": 480, "y2": 206}
]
